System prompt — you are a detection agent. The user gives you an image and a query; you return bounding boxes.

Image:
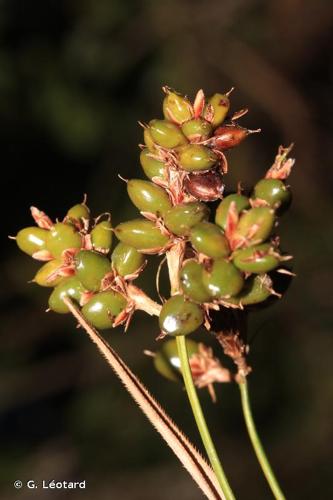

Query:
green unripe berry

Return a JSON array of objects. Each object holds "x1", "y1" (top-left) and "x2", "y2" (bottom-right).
[
  {"x1": 252, "y1": 179, "x2": 291, "y2": 211},
  {"x1": 149, "y1": 119, "x2": 188, "y2": 149},
  {"x1": 115, "y1": 219, "x2": 170, "y2": 251},
  {"x1": 143, "y1": 128, "x2": 156, "y2": 152},
  {"x1": 236, "y1": 207, "x2": 275, "y2": 245},
  {"x1": 82, "y1": 291, "x2": 127, "y2": 330},
  {"x1": 180, "y1": 260, "x2": 211, "y2": 303},
  {"x1": 16, "y1": 227, "x2": 48, "y2": 256},
  {"x1": 90, "y1": 220, "x2": 113, "y2": 253},
  {"x1": 127, "y1": 179, "x2": 172, "y2": 217},
  {"x1": 208, "y1": 93, "x2": 230, "y2": 127},
  {"x1": 75, "y1": 250, "x2": 111, "y2": 292},
  {"x1": 140, "y1": 149, "x2": 165, "y2": 181},
  {"x1": 159, "y1": 295, "x2": 204, "y2": 336},
  {"x1": 202, "y1": 259, "x2": 244, "y2": 298},
  {"x1": 153, "y1": 338, "x2": 199, "y2": 382},
  {"x1": 215, "y1": 194, "x2": 250, "y2": 229},
  {"x1": 164, "y1": 202, "x2": 210, "y2": 237},
  {"x1": 48, "y1": 276, "x2": 85, "y2": 314},
  {"x1": 181, "y1": 118, "x2": 213, "y2": 142},
  {"x1": 47, "y1": 223, "x2": 82, "y2": 258},
  {"x1": 179, "y1": 145, "x2": 218, "y2": 172},
  {"x1": 67, "y1": 203, "x2": 90, "y2": 221},
  {"x1": 225, "y1": 274, "x2": 272, "y2": 306},
  {"x1": 33, "y1": 259, "x2": 65, "y2": 287},
  {"x1": 190, "y1": 222, "x2": 230, "y2": 258},
  {"x1": 163, "y1": 91, "x2": 193, "y2": 124},
  {"x1": 111, "y1": 242, "x2": 145, "y2": 276},
  {"x1": 232, "y1": 244, "x2": 280, "y2": 273}
]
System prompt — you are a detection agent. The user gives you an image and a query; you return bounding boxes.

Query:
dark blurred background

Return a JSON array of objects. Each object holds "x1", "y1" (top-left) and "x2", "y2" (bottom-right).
[{"x1": 1, "y1": 1, "x2": 332, "y2": 499}]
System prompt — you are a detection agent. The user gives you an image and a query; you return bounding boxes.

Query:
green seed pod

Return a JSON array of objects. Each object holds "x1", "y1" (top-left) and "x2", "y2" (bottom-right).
[
  {"x1": 190, "y1": 222, "x2": 230, "y2": 258},
  {"x1": 48, "y1": 276, "x2": 85, "y2": 314},
  {"x1": 140, "y1": 149, "x2": 165, "y2": 181},
  {"x1": 163, "y1": 91, "x2": 193, "y2": 124},
  {"x1": 33, "y1": 259, "x2": 65, "y2": 287},
  {"x1": 235, "y1": 207, "x2": 275, "y2": 245},
  {"x1": 180, "y1": 260, "x2": 211, "y2": 303},
  {"x1": 67, "y1": 203, "x2": 90, "y2": 221},
  {"x1": 143, "y1": 128, "x2": 156, "y2": 153},
  {"x1": 82, "y1": 291, "x2": 127, "y2": 330},
  {"x1": 111, "y1": 242, "x2": 145, "y2": 276},
  {"x1": 252, "y1": 179, "x2": 291, "y2": 211},
  {"x1": 149, "y1": 119, "x2": 188, "y2": 149},
  {"x1": 153, "y1": 338, "x2": 199, "y2": 382},
  {"x1": 159, "y1": 295, "x2": 204, "y2": 336},
  {"x1": 90, "y1": 220, "x2": 113, "y2": 253},
  {"x1": 215, "y1": 194, "x2": 250, "y2": 230},
  {"x1": 225, "y1": 274, "x2": 272, "y2": 306},
  {"x1": 114, "y1": 219, "x2": 170, "y2": 251},
  {"x1": 202, "y1": 259, "x2": 244, "y2": 298},
  {"x1": 232, "y1": 244, "x2": 280, "y2": 273},
  {"x1": 47, "y1": 223, "x2": 82, "y2": 258},
  {"x1": 16, "y1": 227, "x2": 48, "y2": 256},
  {"x1": 75, "y1": 250, "x2": 111, "y2": 292},
  {"x1": 164, "y1": 202, "x2": 210, "y2": 237},
  {"x1": 181, "y1": 118, "x2": 213, "y2": 142},
  {"x1": 208, "y1": 93, "x2": 230, "y2": 127},
  {"x1": 127, "y1": 179, "x2": 172, "y2": 217},
  {"x1": 179, "y1": 144, "x2": 218, "y2": 172}
]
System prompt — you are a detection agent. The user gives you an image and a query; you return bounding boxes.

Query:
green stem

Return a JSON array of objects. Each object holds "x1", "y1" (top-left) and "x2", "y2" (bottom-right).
[
  {"x1": 239, "y1": 379, "x2": 286, "y2": 500},
  {"x1": 176, "y1": 335, "x2": 236, "y2": 500}
]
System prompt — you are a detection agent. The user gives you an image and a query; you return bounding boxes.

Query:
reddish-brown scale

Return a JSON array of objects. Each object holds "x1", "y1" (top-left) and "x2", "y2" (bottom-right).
[
  {"x1": 184, "y1": 171, "x2": 225, "y2": 202},
  {"x1": 213, "y1": 124, "x2": 260, "y2": 151}
]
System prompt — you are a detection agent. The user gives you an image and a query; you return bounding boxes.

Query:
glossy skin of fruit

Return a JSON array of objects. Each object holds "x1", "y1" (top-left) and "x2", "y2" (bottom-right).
[
  {"x1": 154, "y1": 338, "x2": 199, "y2": 382},
  {"x1": 225, "y1": 274, "x2": 272, "y2": 306},
  {"x1": 67, "y1": 203, "x2": 90, "y2": 221},
  {"x1": 202, "y1": 259, "x2": 244, "y2": 298},
  {"x1": 127, "y1": 179, "x2": 172, "y2": 217},
  {"x1": 91, "y1": 220, "x2": 113, "y2": 253},
  {"x1": 232, "y1": 243, "x2": 280, "y2": 273},
  {"x1": 75, "y1": 250, "x2": 111, "y2": 291},
  {"x1": 140, "y1": 149, "x2": 165, "y2": 181},
  {"x1": 33, "y1": 259, "x2": 65, "y2": 287},
  {"x1": 114, "y1": 219, "x2": 170, "y2": 251},
  {"x1": 213, "y1": 124, "x2": 249, "y2": 150},
  {"x1": 190, "y1": 222, "x2": 230, "y2": 258},
  {"x1": 48, "y1": 276, "x2": 85, "y2": 314},
  {"x1": 235, "y1": 207, "x2": 275, "y2": 245},
  {"x1": 215, "y1": 194, "x2": 250, "y2": 229},
  {"x1": 82, "y1": 291, "x2": 127, "y2": 329},
  {"x1": 179, "y1": 145, "x2": 217, "y2": 172},
  {"x1": 159, "y1": 295, "x2": 204, "y2": 336},
  {"x1": 252, "y1": 179, "x2": 291, "y2": 210},
  {"x1": 149, "y1": 119, "x2": 188, "y2": 149},
  {"x1": 111, "y1": 242, "x2": 145, "y2": 276},
  {"x1": 47, "y1": 223, "x2": 82, "y2": 258},
  {"x1": 180, "y1": 260, "x2": 211, "y2": 303},
  {"x1": 208, "y1": 93, "x2": 230, "y2": 127},
  {"x1": 184, "y1": 171, "x2": 224, "y2": 202},
  {"x1": 16, "y1": 227, "x2": 48, "y2": 256},
  {"x1": 143, "y1": 128, "x2": 156, "y2": 152},
  {"x1": 181, "y1": 118, "x2": 213, "y2": 142},
  {"x1": 163, "y1": 91, "x2": 193, "y2": 124},
  {"x1": 164, "y1": 202, "x2": 210, "y2": 237}
]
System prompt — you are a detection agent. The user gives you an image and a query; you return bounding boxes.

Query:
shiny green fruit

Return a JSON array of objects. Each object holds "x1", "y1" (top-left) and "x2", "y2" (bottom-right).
[
  {"x1": 190, "y1": 222, "x2": 230, "y2": 258},
  {"x1": 115, "y1": 219, "x2": 170, "y2": 251},
  {"x1": 67, "y1": 203, "x2": 90, "y2": 221},
  {"x1": 208, "y1": 93, "x2": 230, "y2": 127},
  {"x1": 153, "y1": 338, "x2": 199, "y2": 382},
  {"x1": 232, "y1": 244, "x2": 280, "y2": 273},
  {"x1": 82, "y1": 291, "x2": 127, "y2": 330},
  {"x1": 181, "y1": 118, "x2": 213, "y2": 142},
  {"x1": 48, "y1": 276, "x2": 85, "y2": 314},
  {"x1": 149, "y1": 119, "x2": 188, "y2": 149},
  {"x1": 91, "y1": 220, "x2": 113, "y2": 253},
  {"x1": 140, "y1": 149, "x2": 165, "y2": 181},
  {"x1": 159, "y1": 295, "x2": 204, "y2": 336},
  {"x1": 252, "y1": 179, "x2": 291, "y2": 211},
  {"x1": 163, "y1": 91, "x2": 193, "y2": 124},
  {"x1": 180, "y1": 260, "x2": 211, "y2": 303},
  {"x1": 33, "y1": 259, "x2": 65, "y2": 287},
  {"x1": 236, "y1": 207, "x2": 275, "y2": 245},
  {"x1": 225, "y1": 274, "x2": 272, "y2": 306},
  {"x1": 111, "y1": 242, "x2": 145, "y2": 276},
  {"x1": 127, "y1": 179, "x2": 172, "y2": 217},
  {"x1": 16, "y1": 227, "x2": 48, "y2": 256},
  {"x1": 47, "y1": 223, "x2": 82, "y2": 258},
  {"x1": 179, "y1": 145, "x2": 218, "y2": 172},
  {"x1": 143, "y1": 128, "x2": 156, "y2": 152},
  {"x1": 202, "y1": 259, "x2": 244, "y2": 298},
  {"x1": 164, "y1": 202, "x2": 210, "y2": 236},
  {"x1": 215, "y1": 194, "x2": 250, "y2": 229},
  {"x1": 75, "y1": 250, "x2": 111, "y2": 292}
]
